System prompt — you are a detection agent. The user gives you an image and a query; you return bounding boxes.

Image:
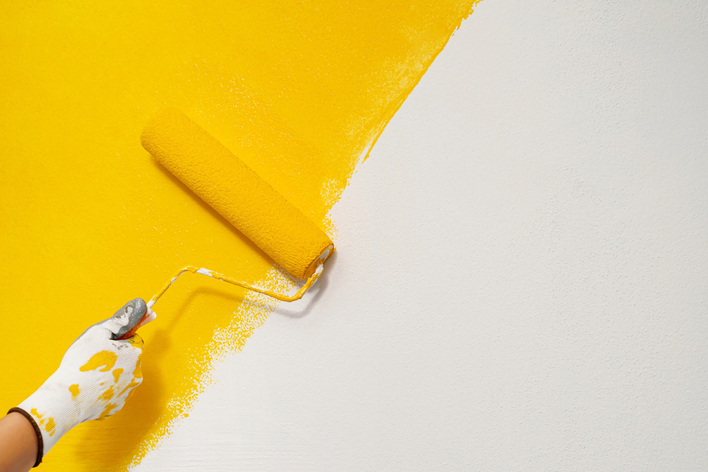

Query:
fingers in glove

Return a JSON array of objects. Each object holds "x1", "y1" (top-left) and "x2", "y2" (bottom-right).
[
  {"x1": 119, "y1": 333, "x2": 144, "y2": 349},
  {"x1": 116, "y1": 308, "x2": 156, "y2": 341},
  {"x1": 85, "y1": 298, "x2": 147, "y2": 340}
]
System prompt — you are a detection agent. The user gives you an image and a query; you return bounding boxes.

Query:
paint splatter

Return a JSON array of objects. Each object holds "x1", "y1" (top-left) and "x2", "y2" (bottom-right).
[
  {"x1": 98, "y1": 387, "x2": 115, "y2": 403},
  {"x1": 112, "y1": 369, "x2": 123, "y2": 384},
  {"x1": 46, "y1": 418, "x2": 57, "y2": 436},
  {"x1": 30, "y1": 408, "x2": 57, "y2": 437},
  {"x1": 79, "y1": 352, "x2": 118, "y2": 373},
  {"x1": 69, "y1": 385, "x2": 80, "y2": 400},
  {"x1": 0, "y1": 0, "x2": 479, "y2": 470},
  {"x1": 30, "y1": 409, "x2": 44, "y2": 422}
]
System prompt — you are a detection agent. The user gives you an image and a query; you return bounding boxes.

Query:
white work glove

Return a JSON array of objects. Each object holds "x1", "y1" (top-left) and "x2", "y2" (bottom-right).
[{"x1": 12, "y1": 299, "x2": 155, "y2": 466}]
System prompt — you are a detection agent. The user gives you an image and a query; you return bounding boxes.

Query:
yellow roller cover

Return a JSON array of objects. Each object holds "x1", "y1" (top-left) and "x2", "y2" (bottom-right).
[{"x1": 141, "y1": 107, "x2": 334, "y2": 280}]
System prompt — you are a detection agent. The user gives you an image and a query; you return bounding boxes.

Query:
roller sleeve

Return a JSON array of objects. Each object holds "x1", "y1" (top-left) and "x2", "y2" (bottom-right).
[{"x1": 141, "y1": 107, "x2": 333, "y2": 280}]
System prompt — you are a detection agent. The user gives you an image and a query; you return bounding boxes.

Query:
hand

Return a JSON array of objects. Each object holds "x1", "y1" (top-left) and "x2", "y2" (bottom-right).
[{"x1": 14, "y1": 299, "x2": 155, "y2": 465}]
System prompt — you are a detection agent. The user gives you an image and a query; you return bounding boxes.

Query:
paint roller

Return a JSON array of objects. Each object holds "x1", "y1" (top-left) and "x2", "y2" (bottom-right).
[{"x1": 119, "y1": 107, "x2": 334, "y2": 339}]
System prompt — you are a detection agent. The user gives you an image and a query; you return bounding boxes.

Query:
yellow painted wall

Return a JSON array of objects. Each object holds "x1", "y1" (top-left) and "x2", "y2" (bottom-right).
[{"x1": 0, "y1": 1, "x2": 477, "y2": 469}]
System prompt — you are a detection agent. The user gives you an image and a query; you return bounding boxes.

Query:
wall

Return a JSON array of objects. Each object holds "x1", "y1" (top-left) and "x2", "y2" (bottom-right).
[
  {"x1": 0, "y1": 1, "x2": 475, "y2": 470},
  {"x1": 137, "y1": 1, "x2": 708, "y2": 470},
  {"x1": 3, "y1": 0, "x2": 708, "y2": 470}
]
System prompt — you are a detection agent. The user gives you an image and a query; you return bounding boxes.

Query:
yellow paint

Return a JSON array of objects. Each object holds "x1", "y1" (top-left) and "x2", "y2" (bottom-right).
[
  {"x1": 133, "y1": 361, "x2": 143, "y2": 380},
  {"x1": 119, "y1": 379, "x2": 141, "y2": 398},
  {"x1": 0, "y1": 0, "x2": 478, "y2": 470},
  {"x1": 98, "y1": 387, "x2": 115, "y2": 403},
  {"x1": 126, "y1": 388, "x2": 138, "y2": 403},
  {"x1": 79, "y1": 352, "x2": 118, "y2": 373},
  {"x1": 112, "y1": 369, "x2": 124, "y2": 384},
  {"x1": 30, "y1": 408, "x2": 56, "y2": 436},
  {"x1": 46, "y1": 418, "x2": 57, "y2": 436},
  {"x1": 69, "y1": 385, "x2": 81, "y2": 400},
  {"x1": 30, "y1": 409, "x2": 44, "y2": 423},
  {"x1": 100, "y1": 404, "x2": 119, "y2": 419}
]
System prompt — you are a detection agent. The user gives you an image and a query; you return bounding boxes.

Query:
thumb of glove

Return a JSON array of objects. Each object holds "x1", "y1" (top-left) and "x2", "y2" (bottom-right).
[{"x1": 92, "y1": 298, "x2": 148, "y2": 340}]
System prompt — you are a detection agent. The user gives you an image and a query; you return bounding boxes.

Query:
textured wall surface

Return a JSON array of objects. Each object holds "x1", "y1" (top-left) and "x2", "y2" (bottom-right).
[
  {"x1": 136, "y1": 0, "x2": 708, "y2": 470},
  {"x1": 2, "y1": 0, "x2": 707, "y2": 470},
  {"x1": 0, "y1": 1, "x2": 476, "y2": 469}
]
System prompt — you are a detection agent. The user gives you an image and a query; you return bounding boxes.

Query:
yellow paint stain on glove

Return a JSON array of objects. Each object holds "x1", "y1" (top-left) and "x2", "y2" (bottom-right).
[
  {"x1": 0, "y1": 0, "x2": 479, "y2": 470},
  {"x1": 112, "y1": 369, "x2": 124, "y2": 383},
  {"x1": 69, "y1": 385, "x2": 80, "y2": 400},
  {"x1": 79, "y1": 352, "x2": 118, "y2": 373},
  {"x1": 46, "y1": 418, "x2": 57, "y2": 436},
  {"x1": 30, "y1": 408, "x2": 57, "y2": 436},
  {"x1": 30, "y1": 409, "x2": 44, "y2": 422},
  {"x1": 100, "y1": 404, "x2": 119, "y2": 419},
  {"x1": 98, "y1": 387, "x2": 115, "y2": 403}
]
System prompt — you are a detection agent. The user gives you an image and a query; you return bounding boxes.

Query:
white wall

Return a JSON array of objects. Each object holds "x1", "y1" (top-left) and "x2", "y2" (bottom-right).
[{"x1": 137, "y1": 1, "x2": 708, "y2": 470}]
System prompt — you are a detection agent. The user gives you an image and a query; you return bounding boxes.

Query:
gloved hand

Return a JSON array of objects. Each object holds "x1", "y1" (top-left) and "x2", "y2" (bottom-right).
[{"x1": 12, "y1": 299, "x2": 155, "y2": 466}]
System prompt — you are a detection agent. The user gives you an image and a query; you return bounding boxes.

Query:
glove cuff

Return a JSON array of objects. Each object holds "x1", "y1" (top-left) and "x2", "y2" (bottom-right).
[
  {"x1": 18, "y1": 376, "x2": 81, "y2": 457},
  {"x1": 7, "y1": 407, "x2": 43, "y2": 467}
]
